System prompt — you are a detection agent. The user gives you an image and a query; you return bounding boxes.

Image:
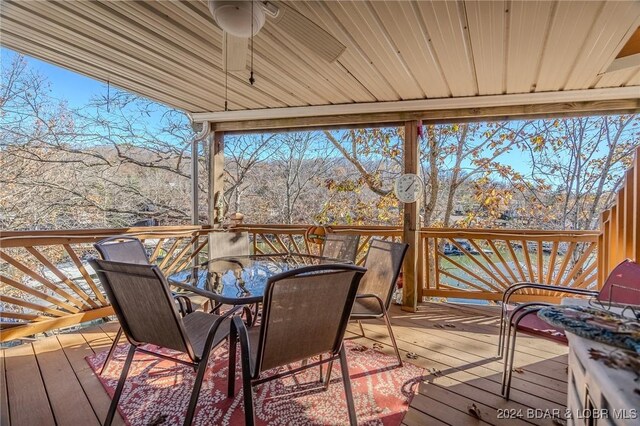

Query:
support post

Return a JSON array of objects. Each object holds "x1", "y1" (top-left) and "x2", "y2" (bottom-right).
[
  {"x1": 208, "y1": 131, "x2": 225, "y2": 228},
  {"x1": 191, "y1": 137, "x2": 200, "y2": 225},
  {"x1": 402, "y1": 120, "x2": 421, "y2": 312}
]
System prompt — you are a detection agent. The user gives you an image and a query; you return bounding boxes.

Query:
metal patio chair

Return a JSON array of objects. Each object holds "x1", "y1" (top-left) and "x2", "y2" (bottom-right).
[
  {"x1": 94, "y1": 236, "x2": 195, "y2": 374},
  {"x1": 499, "y1": 259, "x2": 640, "y2": 399},
  {"x1": 209, "y1": 231, "x2": 261, "y2": 323},
  {"x1": 209, "y1": 231, "x2": 251, "y2": 258},
  {"x1": 89, "y1": 258, "x2": 238, "y2": 426},
  {"x1": 321, "y1": 233, "x2": 360, "y2": 263},
  {"x1": 350, "y1": 239, "x2": 408, "y2": 367},
  {"x1": 228, "y1": 263, "x2": 367, "y2": 426}
]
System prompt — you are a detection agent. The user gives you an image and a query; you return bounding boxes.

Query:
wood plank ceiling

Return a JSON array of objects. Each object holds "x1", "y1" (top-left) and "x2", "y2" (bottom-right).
[{"x1": 1, "y1": 0, "x2": 639, "y2": 114}]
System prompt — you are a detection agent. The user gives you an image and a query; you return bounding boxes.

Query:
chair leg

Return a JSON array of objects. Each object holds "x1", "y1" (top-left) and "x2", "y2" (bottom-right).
[
  {"x1": 500, "y1": 314, "x2": 514, "y2": 396},
  {"x1": 339, "y1": 346, "x2": 358, "y2": 426},
  {"x1": 382, "y1": 310, "x2": 403, "y2": 367},
  {"x1": 323, "y1": 359, "x2": 334, "y2": 390},
  {"x1": 498, "y1": 304, "x2": 507, "y2": 357},
  {"x1": 184, "y1": 357, "x2": 209, "y2": 426},
  {"x1": 228, "y1": 329, "x2": 237, "y2": 398},
  {"x1": 101, "y1": 327, "x2": 124, "y2": 375},
  {"x1": 233, "y1": 316, "x2": 255, "y2": 425},
  {"x1": 104, "y1": 345, "x2": 136, "y2": 426},
  {"x1": 502, "y1": 309, "x2": 528, "y2": 400},
  {"x1": 357, "y1": 320, "x2": 365, "y2": 337},
  {"x1": 241, "y1": 358, "x2": 255, "y2": 425},
  {"x1": 242, "y1": 306, "x2": 253, "y2": 327},
  {"x1": 503, "y1": 311, "x2": 527, "y2": 400}
]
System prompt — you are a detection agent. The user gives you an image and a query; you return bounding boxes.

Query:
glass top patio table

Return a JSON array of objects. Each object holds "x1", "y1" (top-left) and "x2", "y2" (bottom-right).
[{"x1": 167, "y1": 253, "x2": 350, "y2": 305}]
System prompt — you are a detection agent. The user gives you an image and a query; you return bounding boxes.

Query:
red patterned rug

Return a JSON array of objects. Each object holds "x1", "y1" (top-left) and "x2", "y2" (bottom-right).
[{"x1": 86, "y1": 340, "x2": 422, "y2": 425}]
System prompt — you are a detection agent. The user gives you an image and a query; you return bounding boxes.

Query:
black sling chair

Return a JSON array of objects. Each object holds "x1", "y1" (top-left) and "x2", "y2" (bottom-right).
[
  {"x1": 227, "y1": 263, "x2": 366, "y2": 426},
  {"x1": 90, "y1": 258, "x2": 238, "y2": 426}
]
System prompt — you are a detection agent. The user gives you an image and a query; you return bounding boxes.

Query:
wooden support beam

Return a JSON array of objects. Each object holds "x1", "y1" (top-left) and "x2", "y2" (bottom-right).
[
  {"x1": 402, "y1": 120, "x2": 420, "y2": 312},
  {"x1": 203, "y1": 98, "x2": 640, "y2": 133},
  {"x1": 192, "y1": 88, "x2": 640, "y2": 131},
  {"x1": 208, "y1": 131, "x2": 225, "y2": 227}
]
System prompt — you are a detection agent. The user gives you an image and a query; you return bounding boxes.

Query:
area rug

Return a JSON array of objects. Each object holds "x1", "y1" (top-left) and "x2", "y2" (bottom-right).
[{"x1": 86, "y1": 340, "x2": 422, "y2": 425}]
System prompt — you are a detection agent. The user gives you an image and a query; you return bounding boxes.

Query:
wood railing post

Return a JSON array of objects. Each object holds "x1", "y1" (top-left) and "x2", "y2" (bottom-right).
[
  {"x1": 402, "y1": 120, "x2": 421, "y2": 312},
  {"x1": 208, "y1": 131, "x2": 225, "y2": 228}
]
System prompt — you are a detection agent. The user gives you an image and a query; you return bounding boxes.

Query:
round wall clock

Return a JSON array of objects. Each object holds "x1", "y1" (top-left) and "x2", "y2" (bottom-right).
[{"x1": 394, "y1": 173, "x2": 423, "y2": 203}]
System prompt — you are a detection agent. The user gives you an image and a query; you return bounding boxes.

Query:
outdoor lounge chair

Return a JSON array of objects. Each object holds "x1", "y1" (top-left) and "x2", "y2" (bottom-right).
[
  {"x1": 499, "y1": 259, "x2": 640, "y2": 399},
  {"x1": 227, "y1": 263, "x2": 367, "y2": 426},
  {"x1": 350, "y1": 239, "x2": 409, "y2": 367},
  {"x1": 94, "y1": 236, "x2": 195, "y2": 374},
  {"x1": 89, "y1": 258, "x2": 238, "y2": 426},
  {"x1": 321, "y1": 233, "x2": 360, "y2": 263}
]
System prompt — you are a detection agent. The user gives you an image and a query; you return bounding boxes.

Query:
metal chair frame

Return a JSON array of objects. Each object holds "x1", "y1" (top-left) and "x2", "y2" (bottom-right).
[
  {"x1": 94, "y1": 236, "x2": 193, "y2": 374},
  {"x1": 227, "y1": 264, "x2": 366, "y2": 426},
  {"x1": 350, "y1": 239, "x2": 408, "y2": 367},
  {"x1": 91, "y1": 258, "x2": 239, "y2": 426}
]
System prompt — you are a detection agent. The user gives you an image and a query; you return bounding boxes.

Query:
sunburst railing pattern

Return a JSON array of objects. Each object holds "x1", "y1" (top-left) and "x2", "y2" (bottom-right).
[
  {"x1": 0, "y1": 226, "x2": 208, "y2": 342},
  {"x1": 1, "y1": 223, "x2": 602, "y2": 342},
  {"x1": 419, "y1": 229, "x2": 600, "y2": 302}
]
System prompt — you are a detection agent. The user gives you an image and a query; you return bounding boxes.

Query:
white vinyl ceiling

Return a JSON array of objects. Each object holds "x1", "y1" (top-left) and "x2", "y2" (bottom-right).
[{"x1": 1, "y1": 0, "x2": 639, "y2": 114}]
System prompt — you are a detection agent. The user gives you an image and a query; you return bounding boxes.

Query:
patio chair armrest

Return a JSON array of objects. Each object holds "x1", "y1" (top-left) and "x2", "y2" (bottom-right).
[
  {"x1": 356, "y1": 293, "x2": 386, "y2": 311},
  {"x1": 230, "y1": 314, "x2": 255, "y2": 377},
  {"x1": 201, "y1": 305, "x2": 243, "y2": 357},
  {"x1": 503, "y1": 282, "x2": 599, "y2": 305},
  {"x1": 509, "y1": 302, "x2": 553, "y2": 322},
  {"x1": 173, "y1": 294, "x2": 193, "y2": 316}
]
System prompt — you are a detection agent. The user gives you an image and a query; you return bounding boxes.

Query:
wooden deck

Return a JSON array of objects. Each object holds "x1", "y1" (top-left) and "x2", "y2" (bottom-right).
[{"x1": 0, "y1": 302, "x2": 567, "y2": 426}]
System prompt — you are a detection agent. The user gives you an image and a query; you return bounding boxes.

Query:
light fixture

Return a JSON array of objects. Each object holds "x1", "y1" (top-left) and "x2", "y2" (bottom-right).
[{"x1": 208, "y1": 0, "x2": 265, "y2": 38}]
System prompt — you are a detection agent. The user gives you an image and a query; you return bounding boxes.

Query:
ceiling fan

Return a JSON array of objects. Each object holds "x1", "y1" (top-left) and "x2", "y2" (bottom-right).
[{"x1": 207, "y1": 0, "x2": 346, "y2": 72}]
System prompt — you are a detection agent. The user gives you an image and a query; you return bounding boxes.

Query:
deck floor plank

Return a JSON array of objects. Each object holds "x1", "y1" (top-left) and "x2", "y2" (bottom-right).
[
  {"x1": 355, "y1": 319, "x2": 568, "y2": 405},
  {"x1": 408, "y1": 303, "x2": 569, "y2": 357},
  {"x1": 401, "y1": 406, "x2": 449, "y2": 426},
  {"x1": 32, "y1": 334, "x2": 100, "y2": 425},
  {"x1": 419, "y1": 382, "x2": 532, "y2": 426},
  {"x1": 379, "y1": 315, "x2": 569, "y2": 390},
  {"x1": 3, "y1": 303, "x2": 568, "y2": 426},
  {"x1": 410, "y1": 392, "x2": 492, "y2": 425},
  {"x1": 4, "y1": 343, "x2": 55, "y2": 426},
  {"x1": 346, "y1": 328, "x2": 566, "y2": 417},
  {"x1": 56, "y1": 332, "x2": 125, "y2": 426}
]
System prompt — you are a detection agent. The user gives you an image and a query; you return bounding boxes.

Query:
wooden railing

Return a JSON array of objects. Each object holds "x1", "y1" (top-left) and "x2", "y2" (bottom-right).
[
  {"x1": 0, "y1": 226, "x2": 210, "y2": 342},
  {"x1": 419, "y1": 228, "x2": 600, "y2": 303},
  {"x1": 599, "y1": 146, "x2": 639, "y2": 284},
  {"x1": 232, "y1": 224, "x2": 403, "y2": 265},
  {"x1": 1, "y1": 223, "x2": 601, "y2": 342}
]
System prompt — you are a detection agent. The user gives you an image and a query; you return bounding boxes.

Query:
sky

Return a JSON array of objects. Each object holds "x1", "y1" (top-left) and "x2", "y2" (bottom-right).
[{"x1": 1, "y1": 47, "x2": 103, "y2": 108}]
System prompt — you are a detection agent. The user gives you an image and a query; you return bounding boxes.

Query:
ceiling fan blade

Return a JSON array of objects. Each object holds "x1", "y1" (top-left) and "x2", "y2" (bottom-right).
[
  {"x1": 271, "y1": 3, "x2": 346, "y2": 63},
  {"x1": 223, "y1": 32, "x2": 248, "y2": 72}
]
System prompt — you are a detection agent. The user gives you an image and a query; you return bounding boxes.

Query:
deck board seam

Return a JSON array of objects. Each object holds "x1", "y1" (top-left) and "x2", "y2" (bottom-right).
[
  {"x1": 350, "y1": 321, "x2": 567, "y2": 406},
  {"x1": 29, "y1": 342, "x2": 58, "y2": 426},
  {"x1": 55, "y1": 334, "x2": 102, "y2": 424}
]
